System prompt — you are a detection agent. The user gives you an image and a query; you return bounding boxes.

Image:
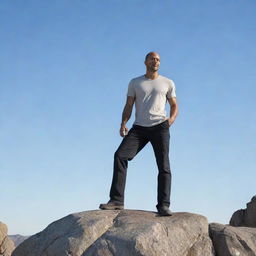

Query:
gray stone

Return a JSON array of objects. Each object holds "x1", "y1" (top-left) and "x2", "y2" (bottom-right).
[
  {"x1": 230, "y1": 196, "x2": 256, "y2": 228},
  {"x1": 12, "y1": 210, "x2": 119, "y2": 256},
  {"x1": 0, "y1": 221, "x2": 15, "y2": 256},
  {"x1": 8, "y1": 235, "x2": 29, "y2": 248},
  {"x1": 209, "y1": 222, "x2": 256, "y2": 256},
  {"x1": 187, "y1": 235, "x2": 215, "y2": 256},
  {"x1": 12, "y1": 210, "x2": 215, "y2": 256}
]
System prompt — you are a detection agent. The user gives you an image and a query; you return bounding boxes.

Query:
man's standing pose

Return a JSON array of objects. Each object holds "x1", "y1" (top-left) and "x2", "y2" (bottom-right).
[{"x1": 100, "y1": 52, "x2": 178, "y2": 216}]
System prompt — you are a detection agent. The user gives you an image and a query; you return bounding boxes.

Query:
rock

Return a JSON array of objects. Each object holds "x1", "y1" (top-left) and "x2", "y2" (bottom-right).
[
  {"x1": 12, "y1": 210, "x2": 119, "y2": 256},
  {"x1": 210, "y1": 196, "x2": 256, "y2": 255},
  {"x1": 8, "y1": 235, "x2": 29, "y2": 247},
  {"x1": 0, "y1": 221, "x2": 15, "y2": 256},
  {"x1": 12, "y1": 210, "x2": 215, "y2": 256},
  {"x1": 230, "y1": 196, "x2": 256, "y2": 227},
  {"x1": 209, "y1": 222, "x2": 256, "y2": 256},
  {"x1": 230, "y1": 209, "x2": 245, "y2": 227},
  {"x1": 187, "y1": 235, "x2": 215, "y2": 256}
]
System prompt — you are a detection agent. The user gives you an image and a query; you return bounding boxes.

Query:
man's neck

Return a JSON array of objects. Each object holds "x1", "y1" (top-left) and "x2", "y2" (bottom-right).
[{"x1": 145, "y1": 71, "x2": 159, "y2": 80}]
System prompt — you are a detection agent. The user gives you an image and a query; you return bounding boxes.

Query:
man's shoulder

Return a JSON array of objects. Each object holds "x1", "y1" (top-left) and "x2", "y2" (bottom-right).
[
  {"x1": 158, "y1": 75, "x2": 174, "y2": 82},
  {"x1": 158, "y1": 75, "x2": 175, "y2": 88},
  {"x1": 130, "y1": 75, "x2": 145, "y2": 83}
]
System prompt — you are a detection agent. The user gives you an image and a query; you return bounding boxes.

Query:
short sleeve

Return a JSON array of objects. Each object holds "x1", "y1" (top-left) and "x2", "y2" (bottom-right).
[
  {"x1": 127, "y1": 79, "x2": 136, "y2": 97},
  {"x1": 167, "y1": 79, "x2": 176, "y2": 98}
]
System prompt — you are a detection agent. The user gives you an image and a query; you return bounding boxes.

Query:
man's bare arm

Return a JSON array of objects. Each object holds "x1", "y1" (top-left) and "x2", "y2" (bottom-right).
[
  {"x1": 121, "y1": 96, "x2": 135, "y2": 125},
  {"x1": 120, "y1": 96, "x2": 135, "y2": 137},
  {"x1": 167, "y1": 97, "x2": 178, "y2": 126}
]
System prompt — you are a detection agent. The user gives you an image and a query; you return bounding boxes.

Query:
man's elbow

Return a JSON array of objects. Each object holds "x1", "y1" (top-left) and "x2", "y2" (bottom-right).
[
  {"x1": 124, "y1": 103, "x2": 133, "y2": 113},
  {"x1": 170, "y1": 102, "x2": 178, "y2": 109},
  {"x1": 171, "y1": 103, "x2": 178, "y2": 114}
]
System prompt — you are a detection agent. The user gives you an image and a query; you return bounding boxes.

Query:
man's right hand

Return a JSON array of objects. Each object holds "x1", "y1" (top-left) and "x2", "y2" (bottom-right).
[
  {"x1": 119, "y1": 96, "x2": 135, "y2": 137},
  {"x1": 120, "y1": 125, "x2": 128, "y2": 137}
]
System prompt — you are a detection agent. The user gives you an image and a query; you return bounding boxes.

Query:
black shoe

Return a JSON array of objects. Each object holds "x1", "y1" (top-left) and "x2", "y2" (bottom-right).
[
  {"x1": 99, "y1": 201, "x2": 124, "y2": 210},
  {"x1": 157, "y1": 206, "x2": 172, "y2": 216}
]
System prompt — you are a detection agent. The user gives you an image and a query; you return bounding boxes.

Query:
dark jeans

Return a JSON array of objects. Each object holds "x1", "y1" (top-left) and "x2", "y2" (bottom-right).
[{"x1": 109, "y1": 120, "x2": 171, "y2": 209}]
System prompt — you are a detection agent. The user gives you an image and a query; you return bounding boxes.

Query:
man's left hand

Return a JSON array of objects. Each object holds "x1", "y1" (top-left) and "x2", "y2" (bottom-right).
[{"x1": 167, "y1": 117, "x2": 175, "y2": 127}]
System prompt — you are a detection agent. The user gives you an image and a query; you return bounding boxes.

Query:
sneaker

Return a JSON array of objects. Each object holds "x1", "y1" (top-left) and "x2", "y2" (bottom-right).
[
  {"x1": 99, "y1": 201, "x2": 124, "y2": 210},
  {"x1": 157, "y1": 206, "x2": 172, "y2": 216}
]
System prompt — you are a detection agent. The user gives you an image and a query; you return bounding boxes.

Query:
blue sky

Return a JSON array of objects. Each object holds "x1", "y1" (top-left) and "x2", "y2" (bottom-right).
[{"x1": 1, "y1": 0, "x2": 255, "y2": 235}]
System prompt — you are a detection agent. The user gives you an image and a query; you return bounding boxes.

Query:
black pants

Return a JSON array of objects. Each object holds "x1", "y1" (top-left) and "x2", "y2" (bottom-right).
[{"x1": 109, "y1": 119, "x2": 171, "y2": 209}]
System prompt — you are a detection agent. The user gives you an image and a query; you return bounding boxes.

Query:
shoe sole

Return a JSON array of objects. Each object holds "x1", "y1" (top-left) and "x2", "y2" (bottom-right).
[
  {"x1": 157, "y1": 211, "x2": 172, "y2": 216},
  {"x1": 158, "y1": 213, "x2": 172, "y2": 216},
  {"x1": 99, "y1": 205, "x2": 124, "y2": 210}
]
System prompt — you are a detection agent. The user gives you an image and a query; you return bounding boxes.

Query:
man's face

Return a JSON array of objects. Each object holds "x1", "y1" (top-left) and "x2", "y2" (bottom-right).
[{"x1": 145, "y1": 53, "x2": 160, "y2": 72}]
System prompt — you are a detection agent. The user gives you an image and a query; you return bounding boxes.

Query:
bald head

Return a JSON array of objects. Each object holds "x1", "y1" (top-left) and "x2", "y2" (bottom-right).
[{"x1": 145, "y1": 52, "x2": 160, "y2": 61}]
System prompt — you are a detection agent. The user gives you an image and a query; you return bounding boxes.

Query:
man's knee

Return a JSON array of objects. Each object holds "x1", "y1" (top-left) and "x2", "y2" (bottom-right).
[
  {"x1": 114, "y1": 150, "x2": 125, "y2": 160},
  {"x1": 159, "y1": 164, "x2": 171, "y2": 174},
  {"x1": 114, "y1": 150, "x2": 133, "y2": 161},
  {"x1": 162, "y1": 168, "x2": 171, "y2": 175}
]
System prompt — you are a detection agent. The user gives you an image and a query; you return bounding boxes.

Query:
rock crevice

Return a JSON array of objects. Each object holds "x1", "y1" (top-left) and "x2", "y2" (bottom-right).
[
  {"x1": 209, "y1": 195, "x2": 256, "y2": 256},
  {"x1": 81, "y1": 210, "x2": 122, "y2": 255}
]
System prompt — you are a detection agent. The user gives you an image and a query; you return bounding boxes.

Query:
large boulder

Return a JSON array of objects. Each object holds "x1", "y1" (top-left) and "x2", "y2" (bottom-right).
[
  {"x1": 12, "y1": 210, "x2": 215, "y2": 256},
  {"x1": 230, "y1": 196, "x2": 256, "y2": 227},
  {"x1": 0, "y1": 221, "x2": 15, "y2": 256},
  {"x1": 209, "y1": 223, "x2": 256, "y2": 256}
]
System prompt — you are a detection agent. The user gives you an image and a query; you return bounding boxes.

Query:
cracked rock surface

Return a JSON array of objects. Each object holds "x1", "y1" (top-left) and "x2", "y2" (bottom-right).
[
  {"x1": 12, "y1": 210, "x2": 214, "y2": 256},
  {"x1": 210, "y1": 196, "x2": 256, "y2": 256},
  {"x1": 0, "y1": 221, "x2": 15, "y2": 256},
  {"x1": 209, "y1": 223, "x2": 256, "y2": 256}
]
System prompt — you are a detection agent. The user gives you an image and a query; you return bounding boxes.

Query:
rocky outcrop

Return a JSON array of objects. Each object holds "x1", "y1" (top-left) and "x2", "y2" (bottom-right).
[
  {"x1": 209, "y1": 223, "x2": 256, "y2": 256},
  {"x1": 8, "y1": 235, "x2": 29, "y2": 248},
  {"x1": 230, "y1": 196, "x2": 256, "y2": 227},
  {"x1": 209, "y1": 196, "x2": 256, "y2": 256},
  {"x1": 12, "y1": 210, "x2": 215, "y2": 256},
  {"x1": 0, "y1": 221, "x2": 15, "y2": 256}
]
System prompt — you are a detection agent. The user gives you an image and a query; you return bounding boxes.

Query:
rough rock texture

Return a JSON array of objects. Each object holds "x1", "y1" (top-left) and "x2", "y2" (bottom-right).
[
  {"x1": 12, "y1": 210, "x2": 119, "y2": 256},
  {"x1": 209, "y1": 223, "x2": 256, "y2": 256},
  {"x1": 230, "y1": 196, "x2": 256, "y2": 227},
  {"x1": 8, "y1": 235, "x2": 29, "y2": 247},
  {"x1": 0, "y1": 221, "x2": 15, "y2": 256},
  {"x1": 12, "y1": 210, "x2": 214, "y2": 256}
]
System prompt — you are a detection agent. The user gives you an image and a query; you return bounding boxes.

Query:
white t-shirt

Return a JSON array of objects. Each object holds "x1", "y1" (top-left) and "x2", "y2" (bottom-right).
[{"x1": 127, "y1": 75, "x2": 176, "y2": 127}]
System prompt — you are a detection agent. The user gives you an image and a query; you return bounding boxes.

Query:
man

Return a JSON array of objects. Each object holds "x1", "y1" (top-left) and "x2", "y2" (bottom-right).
[{"x1": 99, "y1": 52, "x2": 178, "y2": 216}]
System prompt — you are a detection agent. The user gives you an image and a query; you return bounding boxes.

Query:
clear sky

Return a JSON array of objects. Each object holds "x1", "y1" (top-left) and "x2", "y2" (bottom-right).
[{"x1": 1, "y1": 0, "x2": 255, "y2": 236}]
